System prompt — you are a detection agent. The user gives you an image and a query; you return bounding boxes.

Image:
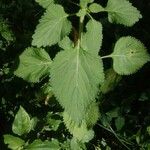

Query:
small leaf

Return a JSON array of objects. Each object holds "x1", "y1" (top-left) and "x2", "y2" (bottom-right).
[
  {"x1": 105, "y1": 0, "x2": 142, "y2": 26},
  {"x1": 106, "y1": 107, "x2": 119, "y2": 119},
  {"x1": 32, "y1": 4, "x2": 71, "y2": 47},
  {"x1": 30, "y1": 117, "x2": 38, "y2": 131},
  {"x1": 82, "y1": 19, "x2": 103, "y2": 55},
  {"x1": 12, "y1": 106, "x2": 31, "y2": 136},
  {"x1": 46, "y1": 112, "x2": 61, "y2": 131},
  {"x1": 80, "y1": 0, "x2": 94, "y2": 8},
  {"x1": 4, "y1": 134, "x2": 25, "y2": 150},
  {"x1": 35, "y1": 0, "x2": 53, "y2": 8},
  {"x1": 77, "y1": 9, "x2": 87, "y2": 18},
  {"x1": 58, "y1": 36, "x2": 73, "y2": 50},
  {"x1": 111, "y1": 36, "x2": 150, "y2": 75},
  {"x1": 115, "y1": 116, "x2": 125, "y2": 131},
  {"x1": 25, "y1": 139, "x2": 60, "y2": 150},
  {"x1": 51, "y1": 48, "x2": 104, "y2": 124},
  {"x1": 14, "y1": 47, "x2": 51, "y2": 83},
  {"x1": 89, "y1": 3, "x2": 104, "y2": 13},
  {"x1": 0, "y1": 18, "x2": 14, "y2": 42}
]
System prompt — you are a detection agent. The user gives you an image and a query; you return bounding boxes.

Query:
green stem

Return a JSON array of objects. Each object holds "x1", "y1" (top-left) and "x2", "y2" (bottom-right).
[
  {"x1": 109, "y1": 125, "x2": 130, "y2": 150},
  {"x1": 77, "y1": 15, "x2": 84, "y2": 49},
  {"x1": 97, "y1": 123, "x2": 131, "y2": 150}
]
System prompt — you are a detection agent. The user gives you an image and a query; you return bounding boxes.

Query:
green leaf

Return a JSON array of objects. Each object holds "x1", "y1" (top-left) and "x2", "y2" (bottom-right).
[
  {"x1": 30, "y1": 117, "x2": 38, "y2": 131},
  {"x1": 32, "y1": 4, "x2": 71, "y2": 47},
  {"x1": 63, "y1": 112, "x2": 94, "y2": 143},
  {"x1": 63, "y1": 103, "x2": 99, "y2": 142},
  {"x1": 111, "y1": 36, "x2": 150, "y2": 75},
  {"x1": 12, "y1": 106, "x2": 31, "y2": 136},
  {"x1": 46, "y1": 112, "x2": 61, "y2": 131},
  {"x1": 115, "y1": 117, "x2": 125, "y2": 131},
  {"x1": 0, "y1": 18, "x2": 14, "y2": 42},
  {"x1": 25, "y1": 140, "x2": 60, "y2": 150},
  {"x1": 147, "y1": 126, "x2": 150, "y2": 135},
  {"x1": 100, "y1": 68, "x2": 121, "y2": 94},
  {"x1": 106, "y1": 107, "x2": 119, "y2": 119},
  {"x1": 85, "y1": 102, "x2": 100, "y2": 128},
  {"x1": 89, "y1": 3, "x2": 104, "y2": 13},
  {"x1": 14, "y1": 47, "x2": 51, "y2": 83},
  {"x1": 80, "y1": 0, "x2": 94, "y2": 8},
  {"x1": 35, "y1": 0, "x2": 53, "y2": 8},
  {"x1": 105, "y1": 0, "x2": 142, "y2": 26},
  {"x1": 58, "y1": 36, "x2": 73, "y2": 50},
  {"x1": 51, "y1": 48, "x2": 104, "y2": 124},
  {"x1": 70, "y1": 138, "x2": 87, "y2": 150},
  {"x1": 81, "y1": 19, "x2": 103, "y2": 55},
  {"x1": 76, "y1": 9, "x2": 87, "y2": 18},
  {"x1": 4, "y1": 135, "x2": 25, "y2": 150}
]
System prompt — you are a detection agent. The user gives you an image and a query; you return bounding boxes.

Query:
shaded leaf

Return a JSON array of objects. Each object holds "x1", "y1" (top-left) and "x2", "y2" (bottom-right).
[
  {"x1": 115, "y1": 117, "x2": 125, "y2": 131},
  {"x1": 100, "y1": 68, "x2": 121, "y2": 94}
]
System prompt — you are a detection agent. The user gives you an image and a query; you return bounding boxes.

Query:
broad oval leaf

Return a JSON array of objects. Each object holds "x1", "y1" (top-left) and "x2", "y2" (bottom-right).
[
  {"x1": 105, "y1": 0, "x2": 142, "y2": 26},
  {"x1": 14, "y1": 47, "x2": 51, "y2": 83},
  {"x1": 25, "y1": 140, "x2": 60, "y2": 150},
  {"x1": 32, "y1": 4, "x2": 71, "y2": 47},
  {"x1": 51, "y1": 48, "x2": 104, "y2": 124},
  {"x1": 35, "y1": 0, "x2": 53, "y2": 8},
  {"x1": 111, "y1": 36, "x2": 150, "y2": 75},
  {"x1": 12, "y1": 106, "x2": 31, "y2": 136},
  {"x1": 4, "y1": 134, "x2": 25, "y2": 150},
  {"x1": 81, "y1": 19, "x2": 103, "y2": 55}
]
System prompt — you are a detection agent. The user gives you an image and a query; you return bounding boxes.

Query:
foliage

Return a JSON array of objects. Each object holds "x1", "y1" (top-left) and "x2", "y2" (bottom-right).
[{"x1": 1, "y1": 0, "x2": 150, "y2": 149}]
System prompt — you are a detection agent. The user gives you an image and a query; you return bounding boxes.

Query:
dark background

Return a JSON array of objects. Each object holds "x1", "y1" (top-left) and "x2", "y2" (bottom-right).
[{"x1": 0, "y1": 0, "x2": 150, "y2": 149}]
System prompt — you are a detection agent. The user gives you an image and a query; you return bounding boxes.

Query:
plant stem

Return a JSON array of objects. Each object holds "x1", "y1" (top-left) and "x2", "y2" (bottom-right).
[
  {"x1": 77, "y1": 15, "x2": 84, "y2": 49},
  {"x1": 97, "y1": 123, "x2": 131, "y2": 150},
  {"x1": 101, "y1": 55, "x2": 112, "y2": 59}
]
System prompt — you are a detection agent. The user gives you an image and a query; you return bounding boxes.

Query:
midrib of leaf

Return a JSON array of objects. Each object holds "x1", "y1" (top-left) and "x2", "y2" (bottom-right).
[
  {"x1": 75, "y1": 48, "x2": 80, "y2": 88},
  {"x1": 106, "y1": 53, "x2": 146, "y2": 58}
]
